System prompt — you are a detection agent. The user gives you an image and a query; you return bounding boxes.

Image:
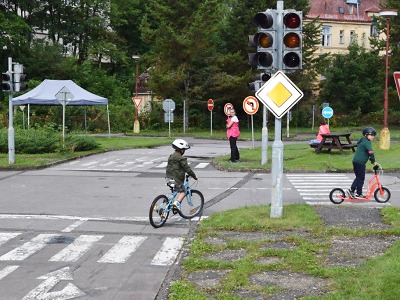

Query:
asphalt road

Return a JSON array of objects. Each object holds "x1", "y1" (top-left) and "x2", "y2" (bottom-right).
[{"x1": 0, "y1": 138, "x2": 399, "y2": 299}]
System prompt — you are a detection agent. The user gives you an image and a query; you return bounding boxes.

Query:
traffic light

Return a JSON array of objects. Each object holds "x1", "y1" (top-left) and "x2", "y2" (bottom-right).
[
  {"x1": 282, "y1": 10, "x2": 302, "y2": 70},
  {"x1": 248, "y1": 10, "x2": 277, "y2": 70},
  {"x1": 1, "y1": 72, "x2": 13, "y2": 92},
  {"x1": 248, "y1": 73, "x2": 271, "y2": 91},
  {"x1": 13, "y1": 63, "x2": 28, "y2": 92}
]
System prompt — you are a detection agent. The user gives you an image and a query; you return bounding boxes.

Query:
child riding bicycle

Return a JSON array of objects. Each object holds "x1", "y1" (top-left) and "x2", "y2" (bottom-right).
[
  {"x1": 166, "y1": 139, "x2": 198, "y2": 210},
  {"x1": 348, "y1": 127, "x2": 379, "y2": 199}
]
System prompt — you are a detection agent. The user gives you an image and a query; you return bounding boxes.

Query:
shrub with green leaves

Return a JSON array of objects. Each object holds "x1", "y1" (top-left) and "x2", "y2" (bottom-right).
[{"x1": 63, "y1": 135, "x2": 100, "y2": 152}]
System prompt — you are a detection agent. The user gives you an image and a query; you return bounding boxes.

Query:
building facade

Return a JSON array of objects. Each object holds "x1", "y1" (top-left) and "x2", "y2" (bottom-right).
[{"x1": 306, "y1": 0, "x2": 382, "y2": 55}]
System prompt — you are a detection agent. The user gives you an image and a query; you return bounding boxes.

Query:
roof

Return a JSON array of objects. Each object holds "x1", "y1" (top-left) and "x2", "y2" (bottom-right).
[
  {"x1": 306, "y1": 0, "x2": 382, "y2": 22},
  {"x1": 13, "y1": 79, "x2": 108, "y2": 106}
]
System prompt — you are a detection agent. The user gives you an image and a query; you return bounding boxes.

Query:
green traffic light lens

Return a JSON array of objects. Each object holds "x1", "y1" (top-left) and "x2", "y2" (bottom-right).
[
  {"x1": 283, "y1": 52, "x2": 300, "y2": 68},
  {"x1": 284, "y1": 13, "x2": 301, "y2": 29},
  {"x1": 284, "y1": 33, "x2": 300, "y2": 48},
  {"x1": 258, "y1": 52, "x2": 273, "y2": 68},
  {"x1": 258, "y1": 32, "x2": 273, "y2": 48}
]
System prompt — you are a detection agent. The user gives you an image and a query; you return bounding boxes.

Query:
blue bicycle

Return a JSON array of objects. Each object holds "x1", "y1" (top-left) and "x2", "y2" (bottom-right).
[{"x1": 149, "y1": 175, "x2": 205, "y2": 228}]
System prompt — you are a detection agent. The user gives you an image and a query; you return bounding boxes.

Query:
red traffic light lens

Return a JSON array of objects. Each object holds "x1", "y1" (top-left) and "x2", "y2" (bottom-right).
[
  {"x1": 253, "y1": 12, "x2": 273, "y2": 29},
  {"x1": 261, "y1": 73, "x2": 271, "y2": 81},
  {"x1": 1, "y1": 73, "x2": 11, "y2": 81},
  {"x1": 283, "y1": 52, "x2": 300, "y2": 68},
  {"x1": 257, "y1": 32, "x2": 273, "y2": 48},
  {"x1": 284, "y1": 13, "x2": 301, "y2": 29},
  {"x1": 284, "y1": 33, "x2": 300, "y2": 48}
]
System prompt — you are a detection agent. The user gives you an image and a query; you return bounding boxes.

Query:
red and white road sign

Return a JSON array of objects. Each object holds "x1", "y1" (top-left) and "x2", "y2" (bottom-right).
[
  {"x1": 207, "y1": 99, "x2": 214, "y2": 111},
  {"x1": 224, "y1": 103, "x2": 234, "y2": 116},
  {"x1": 132, "y1": 97, "x2": 142, "y2": 108},
  {"x1": 394, "y1": 72, "x2": 400, "y2": 100},
  {"x1": 243, "y1": 96, "x2": 259, "y2": 115}
]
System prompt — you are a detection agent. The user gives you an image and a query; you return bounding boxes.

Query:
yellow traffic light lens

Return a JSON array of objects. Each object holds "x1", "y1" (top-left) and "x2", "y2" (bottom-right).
[
  {"x1": 283, "y1": 52, "x2": 300, "y2": 68},
  {"x1": 258, "y1": 33, "x2": 273, "y2": 48},
  {"x1": 284, "y1": 33, "x2": 300, "y2": 48},
  {"x1": 284, "y1": 13, "x2": 301, "y2": 29}
]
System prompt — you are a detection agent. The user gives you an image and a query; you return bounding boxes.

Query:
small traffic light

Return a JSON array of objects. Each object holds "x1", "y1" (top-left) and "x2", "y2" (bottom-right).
[
  {"x1": 248, "y1": 10, "x2": 277, "y2": 70},
  {"x1": 248, "y1": 73, "x2": 271, "y2": 91},
  {"x1": 1, "y1": 72, "x2": 13, "y2": 92},
  {"x1": 13, "y1": 63, "x2": 28, "y2": 92},
  {"x1": 282, "y1": 10, "x2": 302, "y2": 70}
]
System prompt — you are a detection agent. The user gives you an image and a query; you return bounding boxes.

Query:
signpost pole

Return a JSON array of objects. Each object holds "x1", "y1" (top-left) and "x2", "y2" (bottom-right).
[
  {"x1": 210, "y1": 110, "x2": 213, "y2": 136},
  {"x1": 7, "y1": 57, "x2": 15, "y2": 164},
  {"x1": 270, "y1": 0, "x2": 284, "y2": 218},
  {"x1": 261, "y1": 105, "x2": 268, "y2": 165}
]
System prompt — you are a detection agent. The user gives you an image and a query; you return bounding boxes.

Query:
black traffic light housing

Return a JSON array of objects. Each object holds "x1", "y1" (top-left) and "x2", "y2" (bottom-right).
[
  {"x1": 1, "y1": 72, "x2": 13, "y2": 92},
  {"x1": 248, "y1": 10, "x2": 277, "y2": 71}
]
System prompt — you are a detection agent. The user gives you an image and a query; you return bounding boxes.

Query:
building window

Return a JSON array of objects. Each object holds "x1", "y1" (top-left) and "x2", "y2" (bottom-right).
[
  {"x1": 350, "y1": 30, "x2": 355, "y2": 44},
  {"x1": 322, "y1": 26, "x2": 332, "y2": 46},
  {"x1": 371, "y1": 18, "x2": 379, "y2": 37},
  {"x1": 339, "y1": 30, "x2": 345, "y2": 44}
]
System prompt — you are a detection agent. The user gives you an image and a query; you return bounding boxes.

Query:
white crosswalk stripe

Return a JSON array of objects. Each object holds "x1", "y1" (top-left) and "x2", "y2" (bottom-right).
[
  {"x1": 49, "y1": 235, "x2": 104, "y2": 262},
  {"x1": 287, "y1": 174, "x2": 352, "y2": 204},
  {"x1": 54, "y1": 156, "x2": 209, "y2": 171},
  {"x1": 97, "y1": 236, "x2": 148, "y2": 263},
  {"x1": 0, "y1": 232, "x2": 183, "y2": 267}
]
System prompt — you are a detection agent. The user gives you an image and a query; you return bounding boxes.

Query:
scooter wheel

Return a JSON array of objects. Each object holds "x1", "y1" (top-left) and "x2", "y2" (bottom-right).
[
  {"x1": 374, "y1": 187, "x2": 391, "y2": 203},
  {"x1": 329, "y1": 188, "x2": 345, "y2": 204}
]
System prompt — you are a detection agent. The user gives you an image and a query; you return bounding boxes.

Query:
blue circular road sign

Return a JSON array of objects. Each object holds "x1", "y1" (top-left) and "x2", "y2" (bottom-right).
[{"x1": 322, "y1": 106, "x2": 333, "y2": 119}]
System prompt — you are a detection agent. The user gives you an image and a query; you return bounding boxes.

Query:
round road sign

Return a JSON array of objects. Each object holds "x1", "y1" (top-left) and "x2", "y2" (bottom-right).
[
  {"x1": 224, "y1": 103, "x2": 234, "y2": 116},
  {"x1": 322, "y1": 106, "x2": 333, "y2": 119},
  {"x1": 207, "y1": 99, "x2": 214, "y2": 111},
  {"x1": 243, "y1": 96, "x2": 259, "y2": 115}
]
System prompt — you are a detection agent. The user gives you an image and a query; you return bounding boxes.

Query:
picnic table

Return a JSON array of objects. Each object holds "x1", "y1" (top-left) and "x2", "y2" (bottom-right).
[{"x1": 311, "y1": 133, "x2": 357, "y2": 155}]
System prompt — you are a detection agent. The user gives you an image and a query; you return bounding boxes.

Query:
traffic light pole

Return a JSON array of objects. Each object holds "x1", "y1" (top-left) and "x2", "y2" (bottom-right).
[
  {"x1": 7, "y1": 57, "x2": 15, "y2": 164},
  {"x1": 270, "y1": 1, "x2": 284, "y2": 218}
]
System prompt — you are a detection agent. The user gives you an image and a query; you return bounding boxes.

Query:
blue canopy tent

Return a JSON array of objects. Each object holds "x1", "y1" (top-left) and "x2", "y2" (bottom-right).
[{"x1": 12, "y1": 79, "x2": 110, "y2": 135}]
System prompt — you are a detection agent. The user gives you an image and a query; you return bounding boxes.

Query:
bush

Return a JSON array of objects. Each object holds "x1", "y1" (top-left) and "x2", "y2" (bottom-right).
[
  {"x1": 0, "y1": 128, "x2": 100, "y2": 154},
  {"x1": 63, "y1": 135, "x2": 100, "y2": 152}
]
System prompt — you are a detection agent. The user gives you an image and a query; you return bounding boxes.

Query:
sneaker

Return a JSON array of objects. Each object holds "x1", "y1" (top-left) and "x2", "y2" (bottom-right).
[
  {"x1": 354, "y1": 194, "x2": 365, "y2": 199},
  {"x1": 347, "y1": 189, "x2": 354, "y2": 198},
  {"x1": 173, "y1": 201, "x2": 181, "y2": 210}
]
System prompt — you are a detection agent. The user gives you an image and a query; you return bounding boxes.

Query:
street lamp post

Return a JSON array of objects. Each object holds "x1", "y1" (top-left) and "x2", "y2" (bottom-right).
[{"x1": 378, "y1": 9, "x2": 398, "y2": 150}]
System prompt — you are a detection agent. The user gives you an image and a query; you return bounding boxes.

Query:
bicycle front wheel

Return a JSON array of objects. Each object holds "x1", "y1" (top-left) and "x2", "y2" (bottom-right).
[
  {"x1": 149, "y1": 195, "x2": 169, "y2": 228},
  {"x1": 178, "y1": 189, "x2": 204, "y2": 219},
  {"x1": 374, "y1": 187, "x2": 391, "y2": 203}
]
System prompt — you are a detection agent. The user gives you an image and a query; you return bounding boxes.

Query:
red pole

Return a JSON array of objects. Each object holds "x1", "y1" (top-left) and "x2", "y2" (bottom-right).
[{"x1": 135, "y1": 63, "x2": 139, "y2": 120}]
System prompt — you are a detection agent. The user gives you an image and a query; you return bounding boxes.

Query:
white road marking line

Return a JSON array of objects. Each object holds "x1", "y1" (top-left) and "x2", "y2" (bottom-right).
[
  {"x1": 195, "y1": 163, "x2": 209, "y2": 168},
  {"x1": 61, "y1": 219, "x2": 88, "y2": 233},
  {"x1": 49, "y1": 235, "x2": 103, "y2": 262},
  {"x1": 0, "y1": 233, "x2": 21, "y2": 246},
  {"x1": 155, "y1": 162, "x2": 168, "y2": 168},
  {"x1": 151, "y1": 237, "x2": 184, "y2": 266},
  {"x1": 0, "y1": 234, "x2": 58, "y2": 261},
  {"x1": 0, "y1": 265, "x2": 19, "y2": 280},
  {"x1": 81, "y1": 161, "x2": 99, "y2": 167},
  {"x1": 98, "y1": 236, "x2": 147, "y2": 264}
]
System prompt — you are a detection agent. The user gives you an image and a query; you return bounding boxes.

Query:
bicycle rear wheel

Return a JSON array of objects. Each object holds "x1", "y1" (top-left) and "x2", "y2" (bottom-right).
[
  {"x1": 178, "y1": 189, "x2": 204, "y2": 219},
  {"x1": 149, "y1": 195, "x2": 169, "y2": 228},
  {"x1": 374, "y1": 187, "x2": 391, "y2": 203}
]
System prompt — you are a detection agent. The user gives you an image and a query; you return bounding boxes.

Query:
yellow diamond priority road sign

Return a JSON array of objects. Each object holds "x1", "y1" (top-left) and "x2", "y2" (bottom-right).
[{"x1": 255, "y1": 71, "x2": 303, "y2": 119}]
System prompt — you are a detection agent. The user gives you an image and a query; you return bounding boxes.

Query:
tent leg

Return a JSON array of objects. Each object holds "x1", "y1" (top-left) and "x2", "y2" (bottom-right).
[{"x1": 107, "y1": 105, "x2": 111, "y2": 138}]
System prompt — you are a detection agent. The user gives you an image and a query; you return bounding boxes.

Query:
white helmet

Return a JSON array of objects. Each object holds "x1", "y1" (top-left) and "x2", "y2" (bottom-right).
[{"x1": 172, "y1": 139, "x2": 190, "y2": 150}]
